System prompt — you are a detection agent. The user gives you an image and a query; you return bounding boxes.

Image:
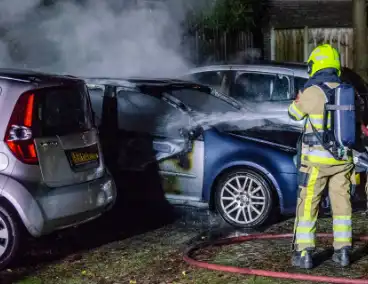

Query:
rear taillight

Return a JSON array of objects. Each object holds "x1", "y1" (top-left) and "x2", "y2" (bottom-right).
[{"x1": 4, "y1": 92, "x2": 38, "y2": 164}]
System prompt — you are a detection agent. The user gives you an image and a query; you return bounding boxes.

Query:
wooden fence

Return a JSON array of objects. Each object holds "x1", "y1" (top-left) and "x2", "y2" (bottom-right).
[
  {"x1": 185, "y1": 29, "x2": 254, "y2": 65},
  {"x1": 271, "y1": 27, "x2": 354, "y2": 69}
]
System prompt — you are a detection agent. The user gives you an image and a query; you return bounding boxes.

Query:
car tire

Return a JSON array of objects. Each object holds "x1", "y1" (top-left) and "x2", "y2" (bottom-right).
[
  {"x1": 0, "y1": 205, "x2": 23, "y2": 270},
  {"x1": 215, "y1": 168, "x2": 274, "y2": 228}
]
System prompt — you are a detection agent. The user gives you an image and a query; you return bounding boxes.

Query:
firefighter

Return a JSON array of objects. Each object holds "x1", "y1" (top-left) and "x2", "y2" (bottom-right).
[{"x1": 288, "y1": 44, "x2": 355, "y2": 269}]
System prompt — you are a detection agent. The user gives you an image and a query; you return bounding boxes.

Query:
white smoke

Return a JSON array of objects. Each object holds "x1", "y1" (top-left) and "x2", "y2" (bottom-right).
[
  {"x1": 0, "y1": 0, "x2": 203, "y2": 77},
  {"x1": 1, "y1": 0, "x2": 298, "y2": 136},
  {"x1": 164, "y1": 108, "x2": 302, "y2": 134}
]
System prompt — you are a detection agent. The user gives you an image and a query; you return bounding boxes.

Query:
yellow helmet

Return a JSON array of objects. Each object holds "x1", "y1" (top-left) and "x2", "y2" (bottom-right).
[{"x1": 307, "y1": 44, "x2": 341, "y2": 77}]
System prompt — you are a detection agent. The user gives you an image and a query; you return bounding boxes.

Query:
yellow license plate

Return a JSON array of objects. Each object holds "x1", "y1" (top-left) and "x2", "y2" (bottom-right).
[{"x1": 71, "y1": 152, "x2": 99, "y2": 164}]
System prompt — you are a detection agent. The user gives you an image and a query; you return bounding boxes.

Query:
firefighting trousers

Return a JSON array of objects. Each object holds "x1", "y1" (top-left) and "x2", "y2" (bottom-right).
[{"x1": 293, "y1": 161, "x2": 355, "y2": 251}]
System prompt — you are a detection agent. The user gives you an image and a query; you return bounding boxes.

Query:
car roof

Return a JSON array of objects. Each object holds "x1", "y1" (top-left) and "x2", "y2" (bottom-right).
[
  {"x1": 187, "y1": 61, "x2": 308, "y2": 76},
  {"x1": 84, "y1": 76, "x2": 209, "y2": 89},
  {"x1": 187, "y1": 60, "x2": 353, "y2": 79},
  {"x1": 84, "y1": 76, "x2": 243, "y2": 111},
  {"x1": 0, "y1": 68, "x2": 83, "y2": 84},
  {"x1": 196, "y1": 60, "x2": 308, "y2": 70}
]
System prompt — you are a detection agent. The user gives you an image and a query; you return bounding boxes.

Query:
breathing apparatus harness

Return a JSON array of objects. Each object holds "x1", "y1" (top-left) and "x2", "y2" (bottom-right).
[
  {"x1": 301, "y1": 70, "x2": 356, "y2": 161},
  {"x1": 308, "y1": 84, "x2": 350, "y2": 161}
]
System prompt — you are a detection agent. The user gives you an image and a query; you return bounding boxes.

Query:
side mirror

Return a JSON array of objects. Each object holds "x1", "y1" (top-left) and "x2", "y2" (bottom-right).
[
  {"x1": 178, "y1": 126, "x2": 203, "y2": 153},
  {"x1": 180, "y1": 125, "x2": 204, "y2": 141}
]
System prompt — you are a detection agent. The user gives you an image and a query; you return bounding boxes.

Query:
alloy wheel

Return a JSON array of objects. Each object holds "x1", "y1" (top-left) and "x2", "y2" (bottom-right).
[
  {"x1": 219, "y1": 174, "x2": 267, "y2": 225},
  {"x1": 0, "y1": 217, "x2": 9, "y2": 258}
]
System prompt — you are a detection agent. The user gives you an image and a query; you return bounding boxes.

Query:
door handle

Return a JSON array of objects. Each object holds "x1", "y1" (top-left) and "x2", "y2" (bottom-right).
[
  {"x1": 153, "y1": 141, "x2": 173, "y2": 153},
  {"x1": 153, "y1": 141, "x2": 185, "y2": 162}
]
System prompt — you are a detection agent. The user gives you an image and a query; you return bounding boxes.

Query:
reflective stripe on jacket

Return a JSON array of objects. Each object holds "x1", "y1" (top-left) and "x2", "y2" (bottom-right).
[{"x1": 288, "y1": 83, "x2": 352, "y2": 165}]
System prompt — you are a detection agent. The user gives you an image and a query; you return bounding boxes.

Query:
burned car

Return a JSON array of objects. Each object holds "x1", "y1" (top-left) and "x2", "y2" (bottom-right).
[{"x1": 85, "y1": 77, "x2": 301, "y2": 228}]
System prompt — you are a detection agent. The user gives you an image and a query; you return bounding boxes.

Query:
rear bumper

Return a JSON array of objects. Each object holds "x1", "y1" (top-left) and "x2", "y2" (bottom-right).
[
  {"x1": 37, "y1": 171, "x2": 117, "y2": 235},
  {"x1": 0, "y1": 171, "x2": 117, "y2": 237}
]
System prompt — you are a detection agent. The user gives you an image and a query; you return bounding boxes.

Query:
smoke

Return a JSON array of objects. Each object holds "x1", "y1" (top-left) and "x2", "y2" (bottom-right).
[
  {"x1": 192, "y1": 110, "x2": 289, "y2": 130},
  {"x1": 0, "y1": 0, "x2": 203, "y2": 77},
  {"x1": 1, "y1": 0, "x2": 298, "y2": 136},
  {"x1": 163, "y1": 106, "x2": 302, "y2": 135},
  {"x1": 157, "y1": 87, "x2": 302, "y2": 134}
]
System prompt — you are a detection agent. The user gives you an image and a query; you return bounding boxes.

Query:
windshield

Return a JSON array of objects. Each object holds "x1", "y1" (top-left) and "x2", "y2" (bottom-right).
[{"x1": 166, "y1": 87, "x2": 241, "y2": 113}]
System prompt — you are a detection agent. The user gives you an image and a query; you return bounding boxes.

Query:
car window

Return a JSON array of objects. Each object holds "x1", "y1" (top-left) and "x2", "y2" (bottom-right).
[
  {"x1": 188, "y1": 71, "x2": 234, "y2": 96},
  {"x1": 294, "y1": 72, "x2": 368, "y2": 96},
  {"x1": 168, "y1": 88, "x2": 239, "y2": 113},
  {"x1": 341, "y1": 68, "x2": 368, "y2": 95},
  {"x1": 232, "y1": 73, "x2": 291, "y2": 102},
  {"x1": 340, "y1": 69, "x2": 368, "y2": 122},
  {"x1": 294, "y1": 76, "x2": 308, "y2": 96},
  {"x1": 36, "y1": 85, "x2": 94, "y2": 137},
  {"x1": 294, "y1": 74, "x2": 365, "y2": 98},
  {"x1": 191, "y1": 71, "x2": 227, "y2": 88},
  {"x1": 191, "y1": 71, "x2": 223, "y2": 85},
  {"x1": 88, "y1": 87, "x2": 104, "y2": 126},
  {"x1": 117, "y1": 89, "x2": 191, "y2": 138}
]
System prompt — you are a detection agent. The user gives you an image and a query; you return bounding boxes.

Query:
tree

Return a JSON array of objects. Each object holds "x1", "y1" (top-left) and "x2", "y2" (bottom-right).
[
  {"x1": 185, "y1": 0, "x2": 269, "y2": 63},
  {"x1": 187, "y1": 0, "x2": 268, "y2": 33},
  {"x1": 353, "y1": 0, "x2": 368, "y2": 81}
]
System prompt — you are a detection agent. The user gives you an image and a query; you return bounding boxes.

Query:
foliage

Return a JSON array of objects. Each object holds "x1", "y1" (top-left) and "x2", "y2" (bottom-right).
[{"x1": 187, "y1": 0, "x2": 268, "y2": 33}]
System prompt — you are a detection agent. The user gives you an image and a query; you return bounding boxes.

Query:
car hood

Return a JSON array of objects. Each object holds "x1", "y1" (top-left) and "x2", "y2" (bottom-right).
[{"x1": 223, "y1": 124, "x2": 301, "y2": 152}]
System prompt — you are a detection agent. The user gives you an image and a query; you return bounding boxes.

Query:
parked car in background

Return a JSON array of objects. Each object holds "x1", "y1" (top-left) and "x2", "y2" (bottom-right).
[
  {"x1": 0, "y1": 69, "x2": 117, "y2": 269},
  {"x1": 86, "y1": 77, "x2": 304, "y2": 229},
  {"x1": 180, "y1": 61, "x2": 368, "y2": 128}
]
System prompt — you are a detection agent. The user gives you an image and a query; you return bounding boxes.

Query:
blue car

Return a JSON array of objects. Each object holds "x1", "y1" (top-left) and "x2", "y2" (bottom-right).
[{"x1": 85, "y1": 77, "x2": 302, "y2": 228}]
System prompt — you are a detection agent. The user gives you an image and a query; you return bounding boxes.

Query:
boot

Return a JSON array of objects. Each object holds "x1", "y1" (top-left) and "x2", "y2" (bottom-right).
[
  {"x1": 332, "y1": 246, "x2": 351, "y2": 267},
  {"x1": 292, "y1": 249, "x2": 313, "y2": 269}
]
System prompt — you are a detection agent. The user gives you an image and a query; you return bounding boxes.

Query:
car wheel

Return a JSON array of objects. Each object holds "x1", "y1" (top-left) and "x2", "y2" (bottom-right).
[
  {"x1": 0, "y1": 205, "x2": 22, "y2": 269},
  {"x1": 215, "y1": 168, "x2": 274, "y2": 228}
]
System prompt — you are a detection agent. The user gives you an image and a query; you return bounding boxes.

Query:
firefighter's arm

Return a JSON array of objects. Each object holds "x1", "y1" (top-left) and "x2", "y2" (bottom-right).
[
  {"x1": 288, "y1": 91, "x2": 307, "y2": 121},
  {"x1": 288, "y1": 88, "x2": 318, "y2": 121}
]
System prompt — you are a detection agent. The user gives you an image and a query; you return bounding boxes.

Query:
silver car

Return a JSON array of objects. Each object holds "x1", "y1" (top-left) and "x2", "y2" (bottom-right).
[
  {"x1": 180, "y1": 62, "x2": 368, "y2": 128},
  {"x1": 0, "y1": 69, "x2": 117, "y2": 269}
]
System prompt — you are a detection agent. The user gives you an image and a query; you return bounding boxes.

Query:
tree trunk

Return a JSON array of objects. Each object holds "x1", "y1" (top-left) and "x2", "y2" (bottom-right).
[{"x1": 353, "y1": 0, "x2": 368, "y2": 81}]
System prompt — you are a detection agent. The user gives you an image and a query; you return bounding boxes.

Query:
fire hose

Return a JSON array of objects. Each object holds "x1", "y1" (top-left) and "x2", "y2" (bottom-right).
[{"x1": 183, "y1": 233, "x2": 368, "y2": 284}]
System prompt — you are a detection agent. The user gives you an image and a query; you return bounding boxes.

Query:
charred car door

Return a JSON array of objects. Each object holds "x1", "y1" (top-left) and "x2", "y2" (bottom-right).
[{"x1": 115, "y1": 87, "x2": 204, "y2": 200}]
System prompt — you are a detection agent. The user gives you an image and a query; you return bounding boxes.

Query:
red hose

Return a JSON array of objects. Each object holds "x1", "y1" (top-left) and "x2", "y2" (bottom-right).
[
  {"x1": 183, "y1": 233, "x2": 368, "y2": 284},
  {"x1": 361, "y1": 124, "x2": 368, "y2": 137}
]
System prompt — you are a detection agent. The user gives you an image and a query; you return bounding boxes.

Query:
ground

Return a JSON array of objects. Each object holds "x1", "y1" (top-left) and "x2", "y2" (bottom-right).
[
  {"x1": 1, "y1": 205, "x2": 368, "y2": 284},
  {"x1": 1, "y1": 169, "x2": 368, "y2": 284}
]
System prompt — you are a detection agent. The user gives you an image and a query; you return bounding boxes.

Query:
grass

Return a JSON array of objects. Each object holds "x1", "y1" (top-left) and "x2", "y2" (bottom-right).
[{"x1": 1, "y1": 211, "x2": 368, "y2": 284}]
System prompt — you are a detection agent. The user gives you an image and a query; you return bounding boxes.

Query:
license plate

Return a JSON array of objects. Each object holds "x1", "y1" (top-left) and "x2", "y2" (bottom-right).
[
  {"x1": 70, "y1": 151, "x2": 99, "y2": 165},
  {"x1": 66, "y1": 144, "x2": 100, "y2": 170}
]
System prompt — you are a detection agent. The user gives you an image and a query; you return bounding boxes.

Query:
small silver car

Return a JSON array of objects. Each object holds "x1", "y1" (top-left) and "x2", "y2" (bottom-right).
[{"x1": 0, "y1": 69, "x2": 117, "y2": 269}]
